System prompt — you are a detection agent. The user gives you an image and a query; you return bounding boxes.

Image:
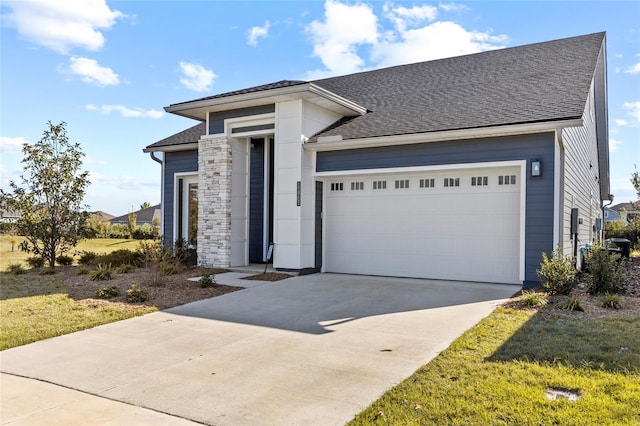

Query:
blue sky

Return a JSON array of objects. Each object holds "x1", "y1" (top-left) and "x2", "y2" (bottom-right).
[{"x1": 1, "y1": 0, "x2": 639, "y2": 216}]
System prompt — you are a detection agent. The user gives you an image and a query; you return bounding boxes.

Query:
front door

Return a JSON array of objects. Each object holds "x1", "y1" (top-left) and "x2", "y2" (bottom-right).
[{"x1": 248, "y1": 137, "x2": 275, "y2": 263}]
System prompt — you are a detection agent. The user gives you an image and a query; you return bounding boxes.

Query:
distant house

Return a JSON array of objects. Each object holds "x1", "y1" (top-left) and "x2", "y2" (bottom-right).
[
  {"x1": 611, "y1": 202, "x2": 639, "y2": 222},
  {"x1": 604, "y1": 207, "x2": 620, "y2": 222},
  {"x1": 110, "y1": 204, "x2": 161, "y2": 227},
  {"x1": 144, "y1": 32, "x2": 609, "y2": 287},
  {"x1": 0, "y1": 208, "x2": 21, "y2": 223},
  {"x1": 89, "y1": 211, "x2": 115, "y2": 222}
]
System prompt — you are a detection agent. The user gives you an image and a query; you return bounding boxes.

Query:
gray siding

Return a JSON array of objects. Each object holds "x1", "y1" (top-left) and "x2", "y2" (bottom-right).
[
  {"x1": 316, "y1": 133, "x2": 556, "y2": 285},
  {"x1": 209, "y1": 105, "x2": 275, "y2": 134},
  {"x1": 561, "y1": 83, "x2": 602, "y2": 260},
  {"x1": 163, "y1": 150, "x2": 198, "y2": 240}
]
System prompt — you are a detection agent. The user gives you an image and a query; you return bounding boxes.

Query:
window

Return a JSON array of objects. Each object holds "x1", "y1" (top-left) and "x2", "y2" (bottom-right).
[
  {"x1": 444, "y1": 177, "x2": 460, "y2": 187},
  {"x1": 471, "y1": 176, "x2": 488, "y2": 186},
  {"x1": 394, "y1": 179, "x2": 410, "y2": 189},
  {"x1": 499, "y1": 175, "x2": 517, "y2": 185},
  {"x1": 330, "y1": 182, "x2": 344, "y2": 191},
  {"x1": 419, "y1": 178, "x2": 435, "y2": 188},
  {"x1": 373, "y1": 180, "x2": 387, "y2": 190},
  {"x1": 177, "y1": 175, "x2": 198, "y2": 246},
  {"x1": 350, "y1": 181, "x2": 364, "y2": 191}
]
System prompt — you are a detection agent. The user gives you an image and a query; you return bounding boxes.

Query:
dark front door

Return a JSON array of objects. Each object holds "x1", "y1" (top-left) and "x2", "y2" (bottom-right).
[
  {"x1": 249, "y1": 137, "x2": 275, "y2": 263},
  {"x1": 315, "y1": 181, "x2": 323, "y2": 269}
]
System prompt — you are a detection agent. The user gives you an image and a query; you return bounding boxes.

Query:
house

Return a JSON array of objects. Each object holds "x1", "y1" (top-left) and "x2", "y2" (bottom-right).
[
  {"x1": 604, "y1": 207, "x2": 621, "y2": 222},
  {"x1": 144, "y1": 32, "x2": 609, "y2": 287},
  {"x1": 109, "y1": 204, "x2": 161, "y2": 227},
  {"x1": 90, "y1": 211, "x2": 115, "y2": 222},
  {"x1": 611, "y1": 202, "x2": 639, "y2": 222}
]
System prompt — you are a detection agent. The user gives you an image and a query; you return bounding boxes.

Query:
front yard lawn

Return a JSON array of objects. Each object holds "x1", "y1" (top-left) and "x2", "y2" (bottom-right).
[{"x1": 349, "y1": 296, "x2": 640, "y2": 425}]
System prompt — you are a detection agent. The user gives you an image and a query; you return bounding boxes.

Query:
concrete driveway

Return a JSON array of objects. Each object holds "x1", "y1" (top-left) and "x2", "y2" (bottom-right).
[{"x1": 1, "y1": 273, "x2": 516, "y2": 426}]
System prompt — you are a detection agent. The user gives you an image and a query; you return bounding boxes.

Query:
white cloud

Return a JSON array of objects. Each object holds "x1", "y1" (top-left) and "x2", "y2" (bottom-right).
[
  {"x1": 2, "y1": 0, "x2": 124, "y2": 54},
  {"x1": 616, "y1": 119, "x2": 629, "y2": 126},
  {"x1": 609, "y1": 137, "x2": 623, "y2": 153},
  {"x1": 626, "y1": 54, "x2": 640, "y2": 74},
  {"x1": 623, "y1": 101, "x2": 640, "y2": 125},
  {"x1": 85, "y1": 104, "x2": 164, "y2": 119},
  {"x1": 439, "y1": 3, "x2": 471, "y2": 13},
  {"x1": 0, "y1": 136, "x2": 28, "y2": 153},
  {"x1": 305, "y1": 0, "x2": 379, "y2": 78},
  {"x1": 179, "y1": 61, "x2": 216, "y2": 92},
  {"x1": 248, "y1": 21, "x2": 270, "y2": 46},
  {"x1": 383, "y1": 3, "x2": 437, "y2": 32},
  {"x1": 304, "y1": 0, "x2": 506, "y2": 78},
  {"x1": 372, "y1": 21, "x2": 507, "y2": 67},
  {"x1": 67, "y1": 56, "x2": 119, "y2": 86}
]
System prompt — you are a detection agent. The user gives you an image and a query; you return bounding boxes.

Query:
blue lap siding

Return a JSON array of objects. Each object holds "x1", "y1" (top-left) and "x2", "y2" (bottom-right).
[
  {"x1": 316, "y1": 132, "x2": 556, "y2": 285},
  {"x1": 163, "y1": 150, "x2": 198, "y2": 241}
]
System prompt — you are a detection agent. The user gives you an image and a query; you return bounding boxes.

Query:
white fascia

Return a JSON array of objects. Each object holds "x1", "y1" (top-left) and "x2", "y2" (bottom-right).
[
  {"x1": 306, "y1": 119, "x2": 583, "y2": 152},
  {"x1": 144, "y1": 143, "x2": 199, "y2": 153},
  {"x1": 164, "y1": 83, "x2": 366, "y2": 120}
]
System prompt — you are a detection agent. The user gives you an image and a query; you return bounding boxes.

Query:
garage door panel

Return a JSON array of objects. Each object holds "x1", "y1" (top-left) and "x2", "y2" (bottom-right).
[{"x1": 324, "y1": 167, "x2": 522, "y2": 284}]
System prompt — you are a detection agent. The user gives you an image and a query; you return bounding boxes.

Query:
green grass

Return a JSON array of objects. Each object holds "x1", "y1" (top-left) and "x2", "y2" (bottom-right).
[
  {"x1": 0, "y1": 235, "x2": 151, "y2": 270},
  {"x1": 349, "y1": 307, "x2": 640, "y2": 425},
  {"x1": 0, "y1": 272, "x2": 156, "y2": 351}
]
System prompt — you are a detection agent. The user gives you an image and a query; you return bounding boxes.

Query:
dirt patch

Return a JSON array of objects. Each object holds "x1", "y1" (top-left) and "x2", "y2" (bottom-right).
[
  {"x1": 241, "y1": 272, "x2": 290, "y2": 282},
  {"x1": 51, "y1": 266, "x2": 241, "y2": 310}
]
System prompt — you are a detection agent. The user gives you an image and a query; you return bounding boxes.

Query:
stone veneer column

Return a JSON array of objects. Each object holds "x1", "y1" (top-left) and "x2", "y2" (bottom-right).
[{"x1": 197, "y1": 135, "x2": 231, "y2": 267}]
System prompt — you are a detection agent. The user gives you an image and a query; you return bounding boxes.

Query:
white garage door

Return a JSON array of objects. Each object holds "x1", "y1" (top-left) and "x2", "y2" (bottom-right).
[{"x1": 323, "y1": 166, "x2": 522, "y2": 284}]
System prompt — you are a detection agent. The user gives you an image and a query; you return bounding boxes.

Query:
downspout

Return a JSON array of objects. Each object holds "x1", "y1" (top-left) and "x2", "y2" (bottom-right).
[
  {"x1": 149, "y1": 151, "x2": 164, "y2": 240},
  {"x1": 602, "y1": 196, "x2": 614, "y2": 242}
]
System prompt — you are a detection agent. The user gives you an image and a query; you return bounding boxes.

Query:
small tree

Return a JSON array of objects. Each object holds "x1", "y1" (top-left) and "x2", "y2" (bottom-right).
[
  {"x1": 1, "y1": 121, "x2": 90, "y2": 269},
  {"x1": 140, "y1": 202, "x2": 151, "y2": 209},
  {"x1": 128, "y1": 211, "x2": 137, "y2": 234}
]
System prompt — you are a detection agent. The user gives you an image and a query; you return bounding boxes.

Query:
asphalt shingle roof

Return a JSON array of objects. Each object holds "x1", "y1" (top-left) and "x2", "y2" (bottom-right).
[
  {"x1": 146, "y1": 122, "x2": 205, "y2": 149},
  {"x1": 148, "y1": 32, "x2": 604, "y2": 148}
]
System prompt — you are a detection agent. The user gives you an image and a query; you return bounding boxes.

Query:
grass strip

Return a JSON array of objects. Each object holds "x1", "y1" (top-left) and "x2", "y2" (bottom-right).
[
  {"x1": 349, "y1": 307, "x2": 640, "y2": 426},
  {"x1": 0, "y1": 274, "x2": 155, "y2": 350}
]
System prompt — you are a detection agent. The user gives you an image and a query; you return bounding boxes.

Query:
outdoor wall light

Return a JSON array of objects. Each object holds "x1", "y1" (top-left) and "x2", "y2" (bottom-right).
[{"x1": 531, "y1": 160, "x2": 541, "y2": 177}]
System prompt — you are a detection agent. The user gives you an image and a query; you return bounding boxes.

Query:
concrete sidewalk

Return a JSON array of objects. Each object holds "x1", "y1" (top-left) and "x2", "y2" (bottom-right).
[{"x1": 1, "y1": 274, "x2": 516, "y2": 425}]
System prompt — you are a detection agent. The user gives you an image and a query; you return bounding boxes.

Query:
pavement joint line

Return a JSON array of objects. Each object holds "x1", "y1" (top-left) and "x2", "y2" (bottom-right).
[{"x1": 0, "y1": 372, "x2": 210, "y2": 426}]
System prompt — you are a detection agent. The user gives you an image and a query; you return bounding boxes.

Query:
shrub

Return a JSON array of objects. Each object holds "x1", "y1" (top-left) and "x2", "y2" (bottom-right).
[
  {"x1": 199, "y1": 274, "x2": 217, "y2": 288},
  {"x1": 100, "y1": 249, "x2": 144, "y2": 267},
  {"x1": 601, "y1": 293, "x2": 623, "y2": 310},
  {"x1": 95, "y1": 286, "x2": 120, "y2": 299},
  {"x1": 107, "y1": 224, "x2": 131, "y2": 239},
  {"x1": 56, "y1": 254, "x2": 74, "y2": 266},
  {"x1": 174, "y1": 238, "x2": 197, "y2": 266},
  {"x1": 89, "y1": 264, "x2": 113, "y2": 281},
  {"x1": 131, "y1": 224, "x2": 158, "y2": 240},
  {"x1": 584, "y1": 245, "x2": 626, "y2": 295},
  {"x1": 115, "y1": 264, "x2": 136, "y2": 274},
  {"x1": 126, "y1": 284, "x2": 149, "y2": 303},
  {"x1": 77, "y1": 251, "x2": 97, "y2": 265},
  {"x1": 557, "y1": 296, "x2": 584, "y2": 312},
  {"x1": 25, "y1": 256, "x2": 44, "y2": 268},
  {"x1": 518, "y1": 289, "x2": 547, "y2": 308},
  {"x1": 6, "y1": 263, "x2": 25, "y2": 275},
  {"x1": 39, "y1": 267, "x2": 56, "y2": 275},
  {"x1": 537, "y1": 246, "x2": 577, "y2": 295},
  {"x1": 76, "y1": 267, "x2": 91, "y2": 275}
]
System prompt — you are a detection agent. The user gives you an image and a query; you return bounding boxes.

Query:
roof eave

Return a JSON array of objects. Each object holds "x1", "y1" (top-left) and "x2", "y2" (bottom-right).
[
  {"x1": 305, "y1": 118, "x2": 583, "y2": 152},
  {"x1": 164, "y1": 83, "x2": 366, "y2": 121},
  {"x1": 143, "y1": 142, "x2": 199, "y2": 153}
]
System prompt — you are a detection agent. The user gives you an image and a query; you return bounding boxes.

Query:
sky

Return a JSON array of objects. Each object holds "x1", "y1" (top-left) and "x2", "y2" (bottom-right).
[{"x1": 1, "y1": 0, "x2": 639, "y2": 216}]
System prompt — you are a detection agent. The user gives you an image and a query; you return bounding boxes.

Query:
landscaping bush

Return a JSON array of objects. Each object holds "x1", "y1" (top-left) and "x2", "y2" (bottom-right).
[
  {"x1": 584, "y1": 245, "x2": 626, "y2": 295},
  {"x1": 99, "y1": 249, "x2": 144, "y2": 267},
  {"x1": 199, "y1": 274, "x2": 217, "y2": 288},
  {"x1": 601, "y1": 293, "x2": 623, "y2": 310},
  {"x1": 25, "y1": 256, "x2": 44, "y2": 268},
  {"x1": 89, "y1": 264, "x2": 113, "y2": 281},
  {"x1": 536, "y1": 246, "x2": 577, "y2": 295},
  {"x1": 115, "y1": 264, "x2": 136, "y2": 274},
  {"x1": 76, "y1": 267, "x2": 90, "y2": 275},
  {"x1": 6, "y1": 263, "x2": 25, "y2": 275},
  {"x1": 518, "y1": 289, "x2": 547, "y2": 308},
  {"x1": 107, "y1": 224, "x2": 131, "y2": 239},
  {"x1": 95, "y1": 286, "x2": 120, "y2": 299},
  {"x1": 605, "y1": 218, "x2": 640, "y2": 249},
  {"x1": 125, "y1": 284, "x2": 149, "y2": 303},
  {"x1": 131, "y1": 224, "x2": 158, "y2": 240},
  {"x1": 56, "y1": 255, "x2": 74, "y2": 266},
  {"x1": 77, "y1": 250, "x2": 98, "y2": 265},
  {"x1": 557, "y1": 295, "x2": 584, "y2": 312}
]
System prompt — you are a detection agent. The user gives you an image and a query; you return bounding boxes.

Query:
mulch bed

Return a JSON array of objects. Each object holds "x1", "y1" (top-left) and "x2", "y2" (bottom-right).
[{"x1": 241, "y1": 272, "x2": 290, "y2": 281}]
